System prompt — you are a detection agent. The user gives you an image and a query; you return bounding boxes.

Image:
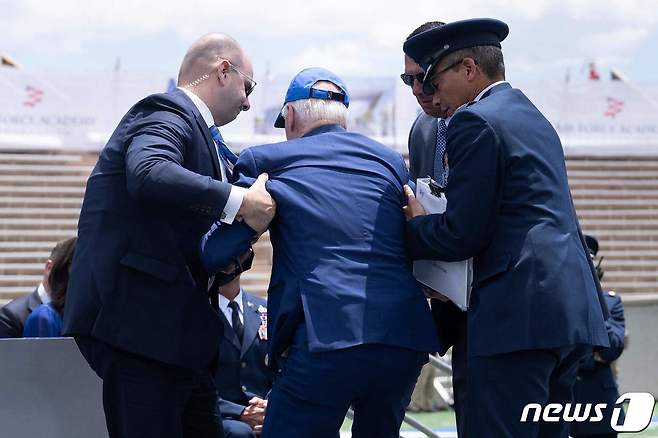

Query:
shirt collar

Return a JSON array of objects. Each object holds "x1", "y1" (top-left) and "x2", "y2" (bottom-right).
[
  {"x1": 178, "y1": 87, "x2": 215, "y2": 128},
  {"x1": 445, "y1": 80, "x2": 509, "y2": 127},
  {"x1": 37, "y1": 283, "x2": 50, "y2": 304},
  {"x1": 219, "y1": 288, "x2": 244, "y2": 314}
]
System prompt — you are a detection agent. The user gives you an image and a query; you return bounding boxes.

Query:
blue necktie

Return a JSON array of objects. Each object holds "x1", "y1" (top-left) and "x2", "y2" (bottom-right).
[
  {"x1": 433, "y1": 119, "x2": 448, "y2": 187},
  {"x1": 209, "y1": 125, "x2": 238, "y2": 178}
]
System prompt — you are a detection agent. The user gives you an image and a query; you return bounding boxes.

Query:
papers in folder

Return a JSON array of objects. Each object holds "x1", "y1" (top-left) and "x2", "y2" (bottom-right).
[{"x1": 412, "y1": 178, "x2": 473, "y2": 311}]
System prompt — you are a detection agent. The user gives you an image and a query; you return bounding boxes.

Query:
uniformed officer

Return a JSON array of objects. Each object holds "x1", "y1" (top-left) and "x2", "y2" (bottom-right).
[
  {"x1": 571, "y1": 235, "x2": 626, "y2": 438},
  {"x1": 402, "y1": 18, "x2": 610, "y2": 437},
  {"x1": 215, "y1": 275, "x2": 274, "y2": 438}
]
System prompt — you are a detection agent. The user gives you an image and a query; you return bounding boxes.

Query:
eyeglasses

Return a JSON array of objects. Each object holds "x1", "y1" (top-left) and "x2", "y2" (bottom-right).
[
  {"x1": 422, "y1": 58, "x2": 464, "y2": 96},
  {"x1": 400, "y1": 72, "x2": 425, "y2": 87},
  {"x1": 218, "y1": 58, "x2": 257, "y2": 97}
]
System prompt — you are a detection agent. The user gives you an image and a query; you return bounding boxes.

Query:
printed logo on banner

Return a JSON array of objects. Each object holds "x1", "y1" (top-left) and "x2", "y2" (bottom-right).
[
  {"x1": 604, "y1": 97, "x2": 624, "y2": 118},
  {"x1": 22, "y1": 85, "x2": 44, "y2": 108}
]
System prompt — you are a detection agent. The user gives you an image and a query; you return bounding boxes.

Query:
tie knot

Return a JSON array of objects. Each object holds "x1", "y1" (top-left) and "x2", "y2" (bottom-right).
[
  {"x1": 228, "y1": 300, "x2": 240, "y2": 312},
  {"x1": 438, "y1": 118, "x2": 447, "y2": 133},
  {"x1": 209, "y1": 125, "x2": 223, "y2": 143}
]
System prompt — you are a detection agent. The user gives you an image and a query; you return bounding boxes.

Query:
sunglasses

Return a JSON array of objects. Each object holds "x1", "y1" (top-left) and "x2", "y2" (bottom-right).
[
  {"x1": 422, "y1": 58, "x2": 464, "y2": 96},
  {"x1": 219, "y1": 58, "x2": 257, "y2": 97},
  {"x1": 399, "y1": 72, "x2": 425, "y2": 87}
]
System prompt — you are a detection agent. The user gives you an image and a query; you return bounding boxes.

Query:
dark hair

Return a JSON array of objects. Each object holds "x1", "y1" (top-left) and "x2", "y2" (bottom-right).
[
  {"x1": 48, "y1": 237, "x2": 77, "y2": 315},
  {"x1": 440, "y1": 45, "x2": 505, "y2": 80},
  {"x1": 406, "y1": 21, "x2": 445, "y2": 41}
]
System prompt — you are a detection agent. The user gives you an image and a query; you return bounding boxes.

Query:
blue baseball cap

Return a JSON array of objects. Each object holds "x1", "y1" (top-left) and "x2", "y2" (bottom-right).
[{"x1": 274, "y1": 67, "x2": 350, "y2": 128}]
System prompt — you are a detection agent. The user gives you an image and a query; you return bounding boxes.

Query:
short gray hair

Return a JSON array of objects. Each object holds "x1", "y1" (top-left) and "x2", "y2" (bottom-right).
[
  {"x1": 281, "y1": 96, "x2": 348, "y2": 128},
  {"x1": 440, "y1": 45, "x2": 505, "y2": 80}
]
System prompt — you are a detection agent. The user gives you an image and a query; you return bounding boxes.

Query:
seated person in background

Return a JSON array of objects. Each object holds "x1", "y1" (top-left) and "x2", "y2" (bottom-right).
[
  {"x1": 571, "y1": 235, "x2": 626, "y2": 438},
  {"x1": 24, "y1": 237, "x2": 77, "y2": 338},
  {"x1": 0, "y1": 241, "x2": 64, "y2": 338},
  {"x1": 215, "y1": 274, "x2": 273, "y2": 438}
]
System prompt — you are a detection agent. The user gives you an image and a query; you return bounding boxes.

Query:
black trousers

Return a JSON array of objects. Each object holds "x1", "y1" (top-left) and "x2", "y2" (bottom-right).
[
  {"x1": 76, "y1": 336, "x2": 223, "y2": 438},
  {"x1": 466, "y1": 344, "x2": 591, "y2": 438}
]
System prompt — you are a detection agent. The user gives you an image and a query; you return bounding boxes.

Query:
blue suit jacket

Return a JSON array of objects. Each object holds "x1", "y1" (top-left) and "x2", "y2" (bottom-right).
[
  {"x1": 571, "y1": 291, "x2": 626, "y2": 436},
  {"x1": 215, "y1": 292, "x2": 273, "y2": 419},
  {"x1": 63, "y1": 89, "x2": 230, "y2": 369},
  {"x1": 202, "y1": 124, "x2": 440, "y2": 367},
  {"x1": 406, "y1": 83, "x2": 609, "y2": 357}
]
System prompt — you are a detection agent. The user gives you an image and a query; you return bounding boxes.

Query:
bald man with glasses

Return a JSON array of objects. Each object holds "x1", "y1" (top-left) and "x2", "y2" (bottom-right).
[{"x1": 63, "y1": 33, "x2": 275, "y2": 438}]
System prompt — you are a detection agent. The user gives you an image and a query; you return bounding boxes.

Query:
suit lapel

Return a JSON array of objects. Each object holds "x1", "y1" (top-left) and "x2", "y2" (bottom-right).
[
  {"x1": 195, "y1": 113, "x2": 223, "y2": 180},
  {"x1": 28, "y1": 288, "x2": 41, "y2": 312},
  {"x1": 176, "y1": 88, "x2": 222, "y2": 180},
  {"x1": 219, "y1": 310, "x2": 242, "y2": 351},
  {"x1": 240, "y1": 296, "x2": 261, "y2": 359},
  {"x1": 427, "y1": 118, "x2": 438, "y2": 179}
]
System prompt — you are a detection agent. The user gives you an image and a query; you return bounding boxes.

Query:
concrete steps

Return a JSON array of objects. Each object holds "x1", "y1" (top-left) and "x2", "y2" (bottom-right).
[{"x1": 0, "y1": 151, "x2": 656, "y2": 304}]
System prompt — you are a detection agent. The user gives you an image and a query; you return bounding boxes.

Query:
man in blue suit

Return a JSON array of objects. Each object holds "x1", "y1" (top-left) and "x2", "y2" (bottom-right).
[
  {"x1": 571, "y1": 235, "x2": 626, "y2": 438},
  {"x1": 214, "y1": 275, "x2": 273, "y2": 438},
  {"x1": 403, "y1": 19, "x2": 610, "y2": 437},
  {"x1": 63, "y1": 34, "x2": 275, "y2": 438},
  {"x1": 201, "y1": 67, "x2": 440, "y2": 438}
]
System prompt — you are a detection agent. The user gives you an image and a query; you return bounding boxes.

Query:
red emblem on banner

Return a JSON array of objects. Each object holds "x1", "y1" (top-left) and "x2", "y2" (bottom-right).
[
  {"x1": 604, "y1": 97, "x2": 624, "y2": 118},
  {"x1": 23, "y1": 85, "x2": 44, "y2": 108}
]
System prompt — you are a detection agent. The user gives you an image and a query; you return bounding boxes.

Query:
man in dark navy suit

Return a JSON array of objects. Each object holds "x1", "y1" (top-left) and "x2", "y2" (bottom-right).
[
  {"x1": 201, "y1": 67, "x2": 440, "y2": 438},
  {"x1": 403, "y1": 19, "x2": 610, "y2": 437},
  {"x1": 214, "y1": 275, "x2": 273, "y2": 438},
  {"x1": 571, "y1": 235, "x2": 626, "y2": 438},
  {"x1": 63, "y1": 33, "x2": 275, "y2": 438},
  {"x1": 403, "y1": 21, "x2": 468, "y2": 436}
]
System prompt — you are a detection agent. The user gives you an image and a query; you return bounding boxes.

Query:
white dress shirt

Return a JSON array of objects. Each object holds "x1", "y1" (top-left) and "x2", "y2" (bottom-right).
[
  {"x1": 37, "y1": 282, "x2": 50, "y2": 304},
  {"x1": 219, "y1": 289, "x2": 245, "y2": 326},
  {"x1": 179, "y1": 87, "x2": 245, "y2": 224}
]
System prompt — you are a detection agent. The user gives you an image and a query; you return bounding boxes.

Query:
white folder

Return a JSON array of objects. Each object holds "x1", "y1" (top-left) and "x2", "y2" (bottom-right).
[{"x1": 412, "y1": 178, "x2": 472, "y2": 311}]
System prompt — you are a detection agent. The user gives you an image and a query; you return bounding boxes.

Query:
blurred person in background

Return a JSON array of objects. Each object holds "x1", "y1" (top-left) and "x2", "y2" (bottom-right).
[
  {"x1": 23, "y1": 237, "x2": 76, "y2": 337},
  {"x1": 571, "y1": 235, "x2": 626, "y2": 438},
  {"x1": 0, "y1": 240, "x2": 69, "y2": 338}
]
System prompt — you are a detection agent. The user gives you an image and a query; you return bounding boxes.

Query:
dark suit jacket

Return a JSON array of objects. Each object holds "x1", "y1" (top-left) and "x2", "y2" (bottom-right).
[
  {"x1": 63, "y1": 89, "x2": 231, "y2": 369},
  {"x1": 408, "y1": 112, "x2": 439, "y2": 181},
  {"x1": 202, "y1": 124, "x2": 441, "y2": 368},
  {"x1": 572, "y1": 291, "x2": 626, "y2": 436},
  {"x1": 0, "y1": 288, "x2": 42, "y2": 338},
  {"x1": 406, "y1": 83, "x2": 609, "y2": 357},
  {"x1": 215, "y1": 292, "x2": 273, "y2": 419}
]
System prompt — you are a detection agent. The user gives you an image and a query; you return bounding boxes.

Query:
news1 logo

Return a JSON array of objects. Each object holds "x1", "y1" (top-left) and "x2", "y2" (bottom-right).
[{"x1": 520, "y1": 392, "x2": 656, "y2": 432}]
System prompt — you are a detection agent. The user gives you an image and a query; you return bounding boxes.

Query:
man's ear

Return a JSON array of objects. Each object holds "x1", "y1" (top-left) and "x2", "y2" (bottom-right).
[
  {"x1": 463, "y1": 58, "x2": 478, "y2": 81},
  {"x1": 286, "y1": 104, "x2": 296, "y2": 133},
  {"x1": 217, "y1": 59, "x2": 231, "y2": 85}
]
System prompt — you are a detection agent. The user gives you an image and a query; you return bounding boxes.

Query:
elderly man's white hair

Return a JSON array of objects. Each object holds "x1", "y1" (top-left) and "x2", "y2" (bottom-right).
[{"x1": 281, "y1": 81, "x2": 348, "y2": 128}]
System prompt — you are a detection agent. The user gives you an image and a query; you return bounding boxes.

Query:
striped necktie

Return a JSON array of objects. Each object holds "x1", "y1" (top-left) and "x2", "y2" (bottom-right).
[
  {"x1": 208, "y1": 125, "x2": 238, "y2": 178},
  {"x1": 433, "y1": 119, "x2": 448, "y2": 187}
]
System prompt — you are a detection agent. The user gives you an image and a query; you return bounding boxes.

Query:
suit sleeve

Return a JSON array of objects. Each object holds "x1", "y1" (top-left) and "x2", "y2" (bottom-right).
[
  {"x1": 0, "y1": 306, "x2": 21, "y2": 338},
  {"x1": 124, "y1": 107, "x2": 231, "y2": 218},
  {"x1": 598, "y1": 296, "x2": 626, "y2": 363},
  {"x1": 406, "y1": 111, "x2": 504, "y2": 261},
  {"x1": 199, "y1": 148, "x2": 260, "y2": 273},
  {"x1": 218, "y1": 397, "x2": 247, "y2": 419}
]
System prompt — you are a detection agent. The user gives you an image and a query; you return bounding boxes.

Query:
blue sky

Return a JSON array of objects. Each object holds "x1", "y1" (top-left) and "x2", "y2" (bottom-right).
[{"x1": 2, "y1": 0, "x2": 657, "y2": 84}]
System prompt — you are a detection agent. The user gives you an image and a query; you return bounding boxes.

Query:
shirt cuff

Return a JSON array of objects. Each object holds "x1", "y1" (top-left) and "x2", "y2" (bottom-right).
[{"x1": 220, "y1": 185, "x2": 246, "y2": 224}]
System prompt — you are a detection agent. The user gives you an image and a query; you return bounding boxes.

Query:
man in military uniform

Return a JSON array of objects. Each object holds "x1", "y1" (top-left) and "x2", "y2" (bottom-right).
[
  {"x1": 571, "y1": 235, "x2": 626, "y2": 438},
  {"x1": 215, "y1": 275, "x2": 273, "y2": 438},
  {"x1": 403, "y1": 18, "x2": 610, "y2": 437}
]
